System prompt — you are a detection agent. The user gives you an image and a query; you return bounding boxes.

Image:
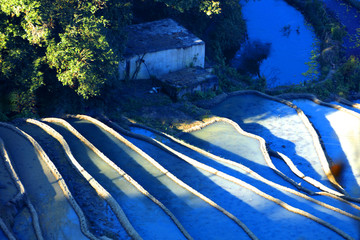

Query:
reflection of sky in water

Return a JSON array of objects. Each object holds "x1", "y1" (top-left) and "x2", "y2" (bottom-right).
[
  {"x1": 239, "y1": 0, "x2": 319, "y2": 88},
  {"x1": 123, "y1": 135, "x2": 251, "y2": 240},
  {"x1": 64, "y1": 120, "x2": 193, "y2": 240},
  {"x1": 130, "y1": 127, "x2": 171, "y2": 144},
  {"x1": 129, "y1": 125, "x2": 339, "y2": 240},
  {"x1": 292, "y1": 99, "x2": 360, "y2": 197},
  {"x1": 210, "y1": 95, "x2": 329, "y2": 185},
  {"x1": 181, "y1": 121, "x2": 267, "y2": 167}
]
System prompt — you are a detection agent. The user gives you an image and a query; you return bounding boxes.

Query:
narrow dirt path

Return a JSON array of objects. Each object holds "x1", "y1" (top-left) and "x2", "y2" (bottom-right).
[
  {"x1": 0, "y1": 148, "x2": 17, "y2": 208},
  {"x1": 130, "y1": 123, "x2": 360, "y2": 212},
  {"x1": 333, "y1": 98, "x2": 360, "y2": 114},
  {"x1": 0, "y1": 142, "x2": 18, "y2": 232},
  {"x1": 43, "y1": 117, "x2": 193, "y2": 240}
]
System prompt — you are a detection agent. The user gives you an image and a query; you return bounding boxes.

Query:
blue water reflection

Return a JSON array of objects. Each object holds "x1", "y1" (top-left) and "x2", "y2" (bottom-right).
[{"x1": 236, "y1": 0, "x2": 319, "y2": 88}]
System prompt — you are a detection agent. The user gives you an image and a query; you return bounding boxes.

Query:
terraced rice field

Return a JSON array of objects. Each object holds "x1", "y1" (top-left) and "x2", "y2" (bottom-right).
[{"x1": 1, "y1": 91, "x2": 360, "y2": 239}]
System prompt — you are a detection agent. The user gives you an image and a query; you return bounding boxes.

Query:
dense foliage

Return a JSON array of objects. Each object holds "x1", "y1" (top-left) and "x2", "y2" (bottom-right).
[
  {"x1": 0, "y1": 0, "x2": 244, "y2": 119},
  {"x1": 132, "y1": 0, "x2": 246, "y2": 62},
  {"x1": 1, "y1": 0, "x2": 358, "y2": 120},
  {"x1": 344, "y1": 0, "x2": 360, "y2": 10},
  {"x1": 0, "y1": 0, "x2": 133, "y2": 118}
]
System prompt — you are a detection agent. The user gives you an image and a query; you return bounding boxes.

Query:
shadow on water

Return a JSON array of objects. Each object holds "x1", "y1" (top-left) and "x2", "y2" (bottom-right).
[
  {"x1": 181, "y1": 129, "x2": 300, "y2": 186},
  {"x1": 47, "y1": 121, "x2": 188, "y2": 240},
  {"x1": 66, "y1": 118, "x2": 252, "y2": 240},
  {"x1": 179, "y1": 126, "x2": 319, "y2": 192},
  {"x1": 209, "y1": 95, "x2": 337, "y2": 191},
  {"x1": 123, "y1": 134, "x2": 355, "y2": 239},
  {"x1": 316, "y1": 112, "x2": 359, "y2": 190},
  {"x1": 131, "y1": 134, "x2": 297, "y2": 203},
  {"x1": 241, "y1": 121, "x2": 326, "y2": 183},
  {"x1": 292, "y1": 100, "x2": 360, "y2": 194},
  {"x1": 23, "y1": 122, "x2": 129, "y2": 240},
  {"x1": 0, "y1": 126, "x2": 76, "y2": 239}
]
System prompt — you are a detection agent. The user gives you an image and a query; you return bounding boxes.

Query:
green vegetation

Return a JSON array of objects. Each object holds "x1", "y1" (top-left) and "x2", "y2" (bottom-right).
[
  {"x1": 343, "y1": 0, "x2": 360, "y2": 10},
  {"x1": 217, "y1": 0, "x2": 360, "y2": 101},
  {"x1": 1, "y1": 0, "x2": 359, "y2": 125},
  {"x1": 0, "y1": 0, "x2": 245, "y2": 119},
  {"x1": 132, "y1": 0, "x2": 246, "y2": 62},
  {"x1": 329, "y1": 56, "x2": 360, "y2": 97},
  {"x1": 276, "y1": 0, "x2": 360, "y2": 100},
  {"x1": 0, "y1": 0, "x2": 132, "y2": 117}
]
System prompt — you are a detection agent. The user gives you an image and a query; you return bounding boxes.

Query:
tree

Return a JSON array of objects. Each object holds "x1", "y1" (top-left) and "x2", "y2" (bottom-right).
[
  {"x1": 0, "y1": 8, "x2": 44, "y2": 116},
  {"x1": 151, "y1": 0, "x2": 221, "y2": 15},
  {"x1": 234, "y1": 41, "x2": 271, "y2": 77},
  {"x1": 132, "y1": 0, "x2": 244, "y2": 62},
  {"x1": 1, "y1": 0, "x2": 245, "y2": 118},
  {"x1": 0, "y1": 0, "x2": 131, "y2": 117}
]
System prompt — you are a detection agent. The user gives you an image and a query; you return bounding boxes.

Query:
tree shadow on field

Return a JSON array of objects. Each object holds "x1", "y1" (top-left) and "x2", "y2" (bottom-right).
[
  {"x1": 179, "y1": 128, "x2": 310, "y2": 190},
  {"x1": 124, "y1": 128, "x2": 353, "y2": 239},
  {"x1": 209, "y1": 94, "x2": 345, "y2": 193},
  {"x1": 66, "y1": 119, "x2": 254, "y2": 239},
  {"x1": 292, "y1": 101, "x2": 360, "y2": 194}
]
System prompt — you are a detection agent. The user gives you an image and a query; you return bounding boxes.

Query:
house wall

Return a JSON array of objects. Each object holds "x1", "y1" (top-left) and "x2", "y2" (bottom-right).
[{"x1": 119, "y1": 43, "x2": 205, "y2": 80}]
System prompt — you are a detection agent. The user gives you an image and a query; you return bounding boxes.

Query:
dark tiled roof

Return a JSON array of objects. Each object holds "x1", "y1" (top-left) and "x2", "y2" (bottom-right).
[
  {"x1": 159, "y1": 67, "x2": 217, "y2": 88},
  {"x1": 124, "y1": 19, "x2": 204, "y2": 57}
]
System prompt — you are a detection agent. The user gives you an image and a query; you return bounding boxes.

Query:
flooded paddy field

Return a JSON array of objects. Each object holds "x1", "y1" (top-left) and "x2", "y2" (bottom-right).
[{"x1": 1, "y1": 93, "x2": 360, "y2": 239}]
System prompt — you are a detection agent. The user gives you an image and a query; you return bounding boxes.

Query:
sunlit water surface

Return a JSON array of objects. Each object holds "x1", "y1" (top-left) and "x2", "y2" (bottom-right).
[
  {"x1": 129, "y1": 122, "x2": 359, "y2": 239},
  {"x1": 291, "y1": 99, "x2": 360, "y2": 197}
]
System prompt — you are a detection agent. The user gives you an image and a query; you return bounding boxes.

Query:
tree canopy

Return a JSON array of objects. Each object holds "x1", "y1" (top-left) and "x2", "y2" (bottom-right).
[
  {"x1": 0, "y1": 0, "x2": 131, "y2": 98},
  {"x1": 153, "y1": 0, "x2": 221, "y2": 15},
  {"x1": 0, "y1": 0, "x2": 132, "y2": 119},
  {"x1": 0, "y1": 0, "x2": 242, "y2": 119}
]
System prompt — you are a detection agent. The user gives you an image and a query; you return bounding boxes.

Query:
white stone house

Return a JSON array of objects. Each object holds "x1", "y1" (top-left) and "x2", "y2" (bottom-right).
[{"x1": 119, "y1": 18, "x2": 205, "y2": 80}]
